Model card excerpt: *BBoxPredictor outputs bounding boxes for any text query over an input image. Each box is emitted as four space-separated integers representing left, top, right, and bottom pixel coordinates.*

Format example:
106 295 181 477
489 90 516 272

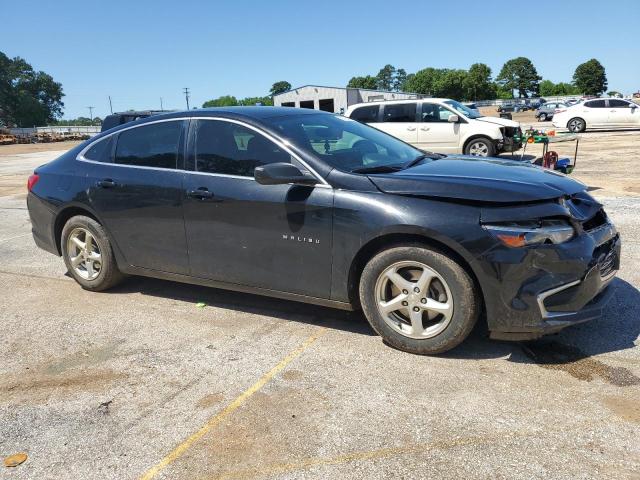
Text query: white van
345 98 522 157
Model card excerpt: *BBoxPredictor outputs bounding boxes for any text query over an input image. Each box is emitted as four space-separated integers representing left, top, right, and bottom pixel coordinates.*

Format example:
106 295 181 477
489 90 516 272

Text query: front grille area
582 208 608 232
593 238 618 279
599 250 617 278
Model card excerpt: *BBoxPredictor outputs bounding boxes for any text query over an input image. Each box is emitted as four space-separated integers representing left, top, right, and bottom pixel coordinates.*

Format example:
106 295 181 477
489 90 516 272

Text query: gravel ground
1 138 639 480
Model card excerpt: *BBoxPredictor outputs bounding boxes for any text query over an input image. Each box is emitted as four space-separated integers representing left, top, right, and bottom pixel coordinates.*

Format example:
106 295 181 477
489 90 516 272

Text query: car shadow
103 275 639 363
443 278 640 366
106 276 375 336
498 153 537 161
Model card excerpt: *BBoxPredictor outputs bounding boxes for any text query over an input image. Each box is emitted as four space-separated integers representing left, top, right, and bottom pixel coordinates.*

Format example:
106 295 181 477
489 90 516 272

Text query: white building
273 85 423 114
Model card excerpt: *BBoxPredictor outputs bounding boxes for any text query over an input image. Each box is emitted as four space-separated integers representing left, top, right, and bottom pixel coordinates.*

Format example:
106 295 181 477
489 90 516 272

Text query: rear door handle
187 188 215 200
97 179 116 188
406 126 416 131
420 127 430 131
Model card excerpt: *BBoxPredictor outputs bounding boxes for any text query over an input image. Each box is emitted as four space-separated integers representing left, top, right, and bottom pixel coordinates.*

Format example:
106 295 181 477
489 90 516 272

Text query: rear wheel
464 137 495 157
61 215 124 291
567 117 586 133
538 113 547 122
359 246 479 355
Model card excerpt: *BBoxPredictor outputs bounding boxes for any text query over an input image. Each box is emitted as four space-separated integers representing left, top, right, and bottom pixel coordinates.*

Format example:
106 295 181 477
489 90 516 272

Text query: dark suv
27 107 620 354
101 110 168 132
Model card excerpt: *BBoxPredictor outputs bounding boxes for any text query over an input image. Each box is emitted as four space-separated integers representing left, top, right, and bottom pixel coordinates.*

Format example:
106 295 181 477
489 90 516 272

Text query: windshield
265 113 429 173
443 100 482 119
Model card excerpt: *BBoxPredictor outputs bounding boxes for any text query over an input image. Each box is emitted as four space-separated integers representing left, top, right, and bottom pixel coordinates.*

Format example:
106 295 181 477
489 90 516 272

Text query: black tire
538 113 547 122
359 245 480 355
61 215 124 291
567 117 586 133
464 137 495 157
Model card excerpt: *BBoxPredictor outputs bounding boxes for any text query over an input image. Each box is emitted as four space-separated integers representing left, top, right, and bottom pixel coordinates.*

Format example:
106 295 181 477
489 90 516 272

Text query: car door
182 118 334 298
85 119 190 274
376 103 418 145
416 102 461 153
581 99 609 126
607 99 639 125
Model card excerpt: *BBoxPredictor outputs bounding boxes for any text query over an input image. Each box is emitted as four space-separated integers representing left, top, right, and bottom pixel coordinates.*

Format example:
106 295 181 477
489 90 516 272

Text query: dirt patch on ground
0 175 26 197
0 141 82 155
602 395 640 423
197 393 225 409
0 369 127 404
521 342 640 387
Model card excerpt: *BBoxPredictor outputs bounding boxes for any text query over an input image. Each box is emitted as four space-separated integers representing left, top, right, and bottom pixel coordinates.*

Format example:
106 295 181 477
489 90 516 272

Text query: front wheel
359 246 480 355
538 113 547 122
567 117 586 133
464 138 495 157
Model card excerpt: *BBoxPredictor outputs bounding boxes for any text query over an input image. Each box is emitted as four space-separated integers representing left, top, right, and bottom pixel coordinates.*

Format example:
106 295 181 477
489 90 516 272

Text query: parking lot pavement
1 147 639 479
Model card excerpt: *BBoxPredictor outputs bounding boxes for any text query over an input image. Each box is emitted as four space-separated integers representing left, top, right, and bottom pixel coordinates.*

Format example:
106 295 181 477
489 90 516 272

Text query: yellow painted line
206 434 511 480
139 328 326 480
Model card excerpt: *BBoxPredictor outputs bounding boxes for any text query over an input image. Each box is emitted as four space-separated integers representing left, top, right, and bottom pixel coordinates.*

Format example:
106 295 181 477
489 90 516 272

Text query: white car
345 98 522 157
553 98 640 132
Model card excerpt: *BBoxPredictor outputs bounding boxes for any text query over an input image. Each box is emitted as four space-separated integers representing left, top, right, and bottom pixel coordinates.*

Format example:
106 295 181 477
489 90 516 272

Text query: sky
3 0 639 119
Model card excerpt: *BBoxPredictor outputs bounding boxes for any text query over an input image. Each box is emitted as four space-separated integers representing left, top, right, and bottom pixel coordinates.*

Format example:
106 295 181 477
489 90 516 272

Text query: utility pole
108 96 113 114
183 87 190 110
160 97 164 111
87 106 94 122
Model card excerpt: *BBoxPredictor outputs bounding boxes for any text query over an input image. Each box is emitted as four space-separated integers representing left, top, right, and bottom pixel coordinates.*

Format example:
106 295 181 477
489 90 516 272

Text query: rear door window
609 99 631 108
115 121 183 169
350 105 380 123
382 103 416 122
84 136 114 162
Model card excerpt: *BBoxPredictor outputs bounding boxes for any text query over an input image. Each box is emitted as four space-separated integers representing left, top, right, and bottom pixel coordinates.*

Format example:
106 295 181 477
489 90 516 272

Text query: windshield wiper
351 165 403 174
402 152 445 170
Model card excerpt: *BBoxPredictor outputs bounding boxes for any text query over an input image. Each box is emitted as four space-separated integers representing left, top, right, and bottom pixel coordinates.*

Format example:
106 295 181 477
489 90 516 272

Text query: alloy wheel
568 119 584 133
67 227 102 280
374 261 454 339
468 141 490 157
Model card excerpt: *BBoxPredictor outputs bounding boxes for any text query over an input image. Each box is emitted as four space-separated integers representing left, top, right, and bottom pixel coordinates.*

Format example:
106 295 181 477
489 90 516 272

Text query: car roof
96 107 332 137
347 98 451 110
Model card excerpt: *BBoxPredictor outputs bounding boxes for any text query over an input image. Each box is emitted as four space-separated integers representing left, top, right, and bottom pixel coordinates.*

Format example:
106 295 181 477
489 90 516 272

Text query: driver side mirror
254 162 318 186
448 114 460 123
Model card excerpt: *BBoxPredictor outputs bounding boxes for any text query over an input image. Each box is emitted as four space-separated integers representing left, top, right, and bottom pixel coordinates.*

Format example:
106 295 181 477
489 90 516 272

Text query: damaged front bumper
475 198 621 341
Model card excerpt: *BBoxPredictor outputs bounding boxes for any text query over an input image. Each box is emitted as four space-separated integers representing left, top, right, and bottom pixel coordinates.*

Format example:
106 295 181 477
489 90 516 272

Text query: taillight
27 174 40 192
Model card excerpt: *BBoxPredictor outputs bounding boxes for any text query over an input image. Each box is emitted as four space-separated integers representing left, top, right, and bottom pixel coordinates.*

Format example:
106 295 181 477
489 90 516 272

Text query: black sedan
27 107 620 354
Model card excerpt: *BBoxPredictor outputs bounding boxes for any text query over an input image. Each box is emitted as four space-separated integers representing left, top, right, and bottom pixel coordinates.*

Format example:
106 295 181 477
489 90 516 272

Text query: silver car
536 102 567 122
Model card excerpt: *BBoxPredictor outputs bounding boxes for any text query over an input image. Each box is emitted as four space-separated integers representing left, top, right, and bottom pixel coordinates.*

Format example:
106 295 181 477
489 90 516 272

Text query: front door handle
420 127 430 131
187 188 214 200
406 126 416 131
97 179 116 188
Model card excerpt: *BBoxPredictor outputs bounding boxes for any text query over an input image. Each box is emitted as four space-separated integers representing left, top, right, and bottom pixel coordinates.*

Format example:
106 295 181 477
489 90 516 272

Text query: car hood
476 116 520 128
368 157 585 203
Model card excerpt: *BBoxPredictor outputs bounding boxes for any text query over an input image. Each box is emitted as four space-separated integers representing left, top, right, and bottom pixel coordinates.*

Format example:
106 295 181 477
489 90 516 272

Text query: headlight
483 220 575 247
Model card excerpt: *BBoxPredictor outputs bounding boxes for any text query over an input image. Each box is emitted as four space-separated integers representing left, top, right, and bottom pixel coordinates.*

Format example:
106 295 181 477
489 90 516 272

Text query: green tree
539 79 556 97
404 68 444 96
347 75 378 89
463 63 496 100
496 57 541 98
202 95 239 108
607 91 622 97
269 81 291 96
393 68 408 91
573 59 607 96
238 96 273 106
404 68 468 99
0 51 64 127
539 80 580 96
375 64 396 90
